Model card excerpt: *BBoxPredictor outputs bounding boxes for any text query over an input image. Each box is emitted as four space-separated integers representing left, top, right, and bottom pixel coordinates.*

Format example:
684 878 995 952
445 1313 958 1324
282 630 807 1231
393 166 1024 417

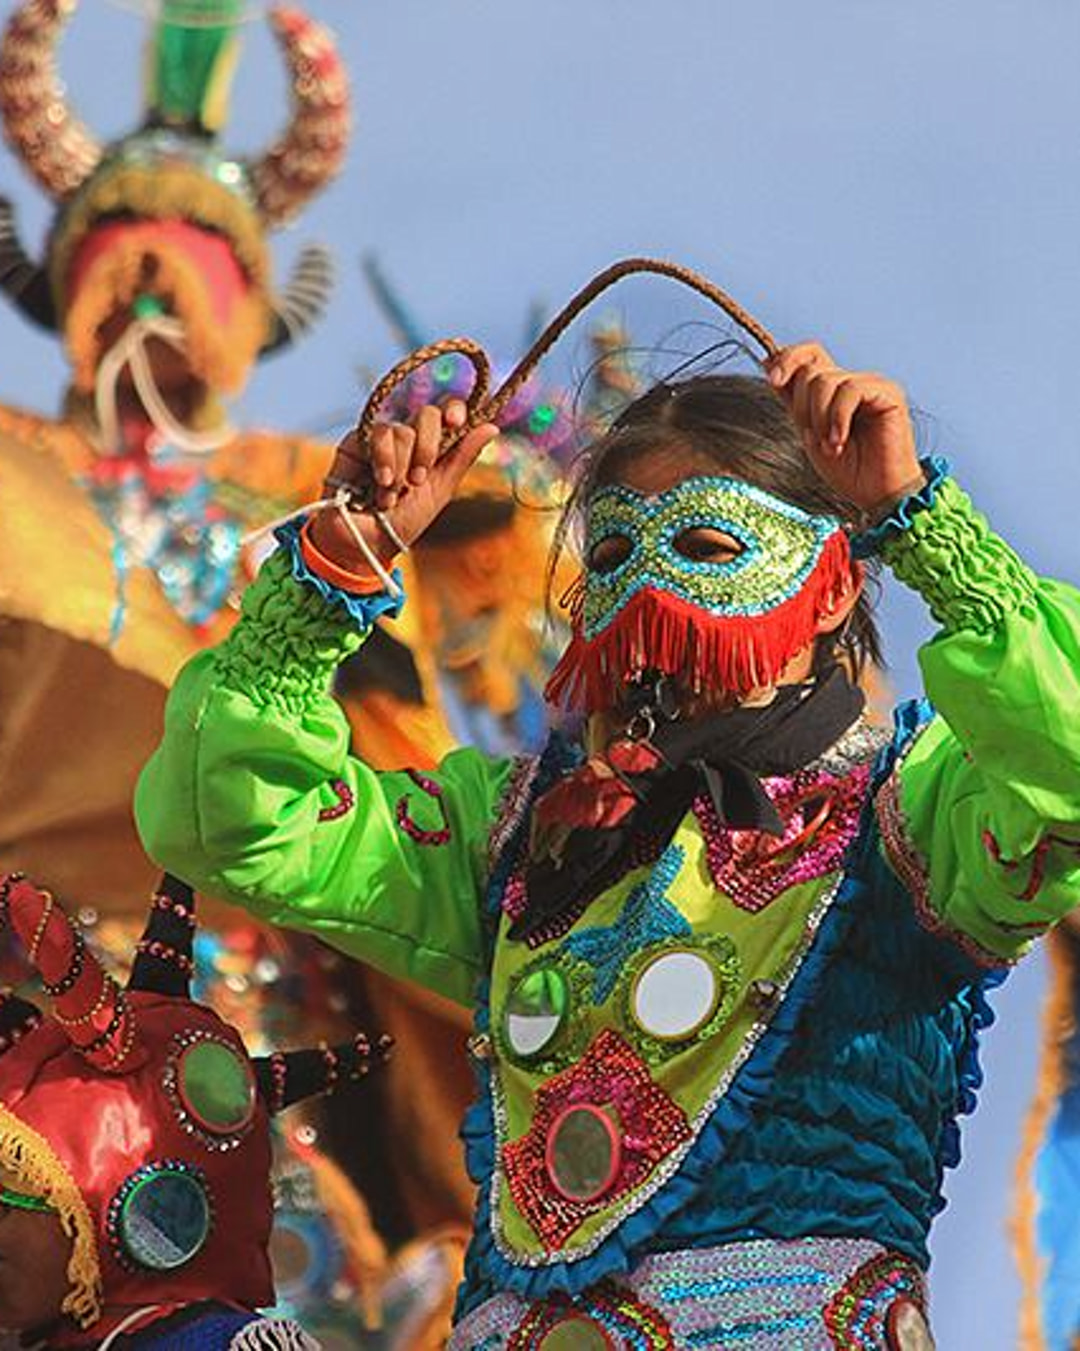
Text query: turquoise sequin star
562 844 690 1004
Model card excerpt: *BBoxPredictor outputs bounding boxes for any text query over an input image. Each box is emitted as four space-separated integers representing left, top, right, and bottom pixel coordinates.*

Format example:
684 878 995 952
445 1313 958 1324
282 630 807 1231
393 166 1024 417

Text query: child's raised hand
766 342 924 515
310 399 499 571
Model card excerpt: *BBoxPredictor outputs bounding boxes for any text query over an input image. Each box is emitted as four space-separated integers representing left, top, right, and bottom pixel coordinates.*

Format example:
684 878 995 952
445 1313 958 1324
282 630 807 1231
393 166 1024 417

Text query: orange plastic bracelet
300 520 388 596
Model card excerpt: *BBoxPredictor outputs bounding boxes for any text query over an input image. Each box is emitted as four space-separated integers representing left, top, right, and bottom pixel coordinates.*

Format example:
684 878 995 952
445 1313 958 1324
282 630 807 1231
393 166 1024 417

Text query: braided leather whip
354 256 779 452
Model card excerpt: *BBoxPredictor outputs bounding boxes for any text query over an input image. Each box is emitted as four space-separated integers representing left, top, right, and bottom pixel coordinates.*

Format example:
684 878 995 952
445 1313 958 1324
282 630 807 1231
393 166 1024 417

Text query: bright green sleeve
874 476 1080 963
135 550 514 1007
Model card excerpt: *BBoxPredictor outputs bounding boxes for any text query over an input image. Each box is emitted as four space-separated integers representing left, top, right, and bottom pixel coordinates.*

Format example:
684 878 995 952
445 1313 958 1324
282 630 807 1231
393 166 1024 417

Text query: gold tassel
0 1105 102 1329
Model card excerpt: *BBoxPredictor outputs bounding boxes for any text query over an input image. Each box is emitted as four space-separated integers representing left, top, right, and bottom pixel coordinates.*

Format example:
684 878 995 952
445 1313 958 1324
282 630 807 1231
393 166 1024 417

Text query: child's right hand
309 399 499 572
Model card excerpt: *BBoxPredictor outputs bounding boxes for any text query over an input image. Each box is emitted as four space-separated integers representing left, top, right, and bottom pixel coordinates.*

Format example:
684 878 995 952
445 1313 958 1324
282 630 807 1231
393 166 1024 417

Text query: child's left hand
766 342 924 515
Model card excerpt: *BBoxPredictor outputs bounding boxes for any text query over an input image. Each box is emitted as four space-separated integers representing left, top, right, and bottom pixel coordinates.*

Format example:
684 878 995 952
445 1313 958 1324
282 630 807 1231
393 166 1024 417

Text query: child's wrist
309 506 398 568
301 519 394 595
864 469 930 526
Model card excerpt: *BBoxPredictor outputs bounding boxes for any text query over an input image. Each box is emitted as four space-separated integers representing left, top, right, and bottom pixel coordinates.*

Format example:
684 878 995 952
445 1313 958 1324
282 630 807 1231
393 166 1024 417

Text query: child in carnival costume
136 262 1080 1348
0 870 389 1348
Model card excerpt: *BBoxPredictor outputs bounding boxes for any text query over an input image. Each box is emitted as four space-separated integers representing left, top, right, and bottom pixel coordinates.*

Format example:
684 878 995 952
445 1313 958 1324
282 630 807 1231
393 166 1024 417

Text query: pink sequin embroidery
395 770 452 846
317 778 355 823
694 763 871 912
501 1029 691 1251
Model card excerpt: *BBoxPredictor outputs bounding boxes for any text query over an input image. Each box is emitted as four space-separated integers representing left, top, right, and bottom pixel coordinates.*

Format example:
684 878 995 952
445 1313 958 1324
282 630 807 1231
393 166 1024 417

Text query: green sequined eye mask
545 475 855 712
583 476 844 634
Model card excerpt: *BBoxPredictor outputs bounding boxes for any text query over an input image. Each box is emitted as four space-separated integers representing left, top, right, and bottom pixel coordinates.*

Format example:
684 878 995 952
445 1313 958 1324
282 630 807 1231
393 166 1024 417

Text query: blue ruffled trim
938 967 1008 1171
850 455 950 559
460 727 904 1302
881 698 1010 1175
273 515 405 628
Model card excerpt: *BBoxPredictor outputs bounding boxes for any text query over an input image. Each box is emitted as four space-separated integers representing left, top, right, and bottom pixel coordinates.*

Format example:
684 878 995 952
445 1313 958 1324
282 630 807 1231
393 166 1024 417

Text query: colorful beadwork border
161 1029 258 1153
106 1158 214 1273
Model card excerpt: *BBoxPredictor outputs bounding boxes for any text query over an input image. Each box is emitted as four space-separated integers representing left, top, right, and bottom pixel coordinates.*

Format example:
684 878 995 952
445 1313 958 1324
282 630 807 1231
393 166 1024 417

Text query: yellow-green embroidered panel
488 809 846 1264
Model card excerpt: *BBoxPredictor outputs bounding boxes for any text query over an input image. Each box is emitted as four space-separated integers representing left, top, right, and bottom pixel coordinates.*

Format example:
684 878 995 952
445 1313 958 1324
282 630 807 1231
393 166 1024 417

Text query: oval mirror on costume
545 1103 621 1202
177 1038 257 1135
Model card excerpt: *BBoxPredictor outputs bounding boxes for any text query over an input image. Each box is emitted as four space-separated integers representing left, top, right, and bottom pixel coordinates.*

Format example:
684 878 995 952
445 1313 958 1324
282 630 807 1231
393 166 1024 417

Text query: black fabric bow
511 665 865 943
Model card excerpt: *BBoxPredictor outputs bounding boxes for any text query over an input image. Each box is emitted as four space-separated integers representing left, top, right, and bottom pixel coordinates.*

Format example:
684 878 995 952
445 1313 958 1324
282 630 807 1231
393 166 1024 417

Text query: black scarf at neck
511 665 865 943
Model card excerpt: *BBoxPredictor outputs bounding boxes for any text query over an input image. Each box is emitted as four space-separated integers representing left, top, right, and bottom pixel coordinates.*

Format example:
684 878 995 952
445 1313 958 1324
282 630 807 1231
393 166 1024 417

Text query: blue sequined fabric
450 1237 927 1349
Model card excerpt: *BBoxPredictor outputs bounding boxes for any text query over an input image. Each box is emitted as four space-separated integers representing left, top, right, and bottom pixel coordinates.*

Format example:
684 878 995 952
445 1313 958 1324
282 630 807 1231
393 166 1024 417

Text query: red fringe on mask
545 531 856 713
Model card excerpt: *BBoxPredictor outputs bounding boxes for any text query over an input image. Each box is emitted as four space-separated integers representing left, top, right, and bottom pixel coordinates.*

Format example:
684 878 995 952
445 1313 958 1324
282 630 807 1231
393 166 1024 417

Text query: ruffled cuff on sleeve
273 515 406 629
214 548 369 711
874 472 1039 634
849 456 950 559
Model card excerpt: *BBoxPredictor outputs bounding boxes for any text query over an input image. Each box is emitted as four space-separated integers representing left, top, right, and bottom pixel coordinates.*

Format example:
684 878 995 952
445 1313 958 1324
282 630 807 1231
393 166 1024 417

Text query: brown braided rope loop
354 256 779 453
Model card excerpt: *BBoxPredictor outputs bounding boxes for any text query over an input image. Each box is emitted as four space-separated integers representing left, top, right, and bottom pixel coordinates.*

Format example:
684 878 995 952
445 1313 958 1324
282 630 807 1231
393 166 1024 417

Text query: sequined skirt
449 1238 935 1349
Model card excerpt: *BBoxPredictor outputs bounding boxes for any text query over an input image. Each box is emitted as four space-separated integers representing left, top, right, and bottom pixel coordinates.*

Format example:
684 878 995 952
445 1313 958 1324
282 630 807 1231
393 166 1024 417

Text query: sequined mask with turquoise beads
545 475 855 712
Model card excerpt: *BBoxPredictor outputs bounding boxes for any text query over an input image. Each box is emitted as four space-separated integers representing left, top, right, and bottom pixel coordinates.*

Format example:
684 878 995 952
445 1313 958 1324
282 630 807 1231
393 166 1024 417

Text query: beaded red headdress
0 871 388 1335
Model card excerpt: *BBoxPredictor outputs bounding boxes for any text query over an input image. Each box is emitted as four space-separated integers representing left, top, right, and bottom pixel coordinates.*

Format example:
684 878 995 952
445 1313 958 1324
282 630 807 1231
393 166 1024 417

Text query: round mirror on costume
618 937 741 1061
631 948 720 1041
110 1162 212 1271
504 967 570 1060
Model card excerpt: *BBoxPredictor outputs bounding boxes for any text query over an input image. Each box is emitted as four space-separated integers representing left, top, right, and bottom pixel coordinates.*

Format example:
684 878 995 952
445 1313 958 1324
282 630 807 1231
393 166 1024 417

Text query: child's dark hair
551 372 884 675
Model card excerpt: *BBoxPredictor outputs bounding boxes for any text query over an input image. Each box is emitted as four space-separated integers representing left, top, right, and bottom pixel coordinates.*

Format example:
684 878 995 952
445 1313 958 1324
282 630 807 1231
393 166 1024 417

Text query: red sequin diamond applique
501 1029 691 1251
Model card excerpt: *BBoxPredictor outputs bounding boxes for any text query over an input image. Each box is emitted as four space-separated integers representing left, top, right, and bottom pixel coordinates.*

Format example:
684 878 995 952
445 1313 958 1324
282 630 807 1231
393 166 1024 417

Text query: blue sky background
3 2 1079 1344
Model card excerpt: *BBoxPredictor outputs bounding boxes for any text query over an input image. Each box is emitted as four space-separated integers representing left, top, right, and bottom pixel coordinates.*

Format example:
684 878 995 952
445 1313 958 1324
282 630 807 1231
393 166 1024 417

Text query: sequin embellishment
317 778 355 822
450 1238 926 1350
583 476 844 637
501 1029 691 1249
696 763 870 912
823 1251 928 1349
395 769 452 846
562 846 688 1003
509 1283 673 1349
